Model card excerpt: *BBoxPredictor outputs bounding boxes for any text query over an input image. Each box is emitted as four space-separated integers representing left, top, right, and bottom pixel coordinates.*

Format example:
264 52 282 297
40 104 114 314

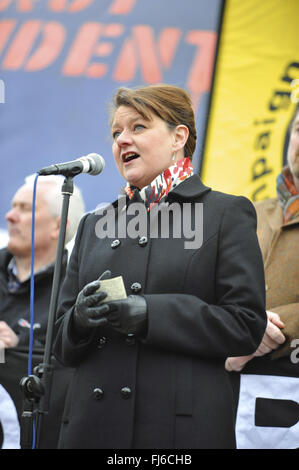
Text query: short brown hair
110 84 197 159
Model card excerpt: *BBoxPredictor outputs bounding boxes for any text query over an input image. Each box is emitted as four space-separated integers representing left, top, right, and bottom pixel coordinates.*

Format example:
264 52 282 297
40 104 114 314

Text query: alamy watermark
95 197 203 250
0 80 5 104
290 339 299 364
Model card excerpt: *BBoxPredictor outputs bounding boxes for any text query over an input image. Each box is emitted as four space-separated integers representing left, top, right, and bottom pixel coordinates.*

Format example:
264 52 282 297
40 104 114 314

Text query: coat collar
166 174 211 202
265 198 299 231
0 247 68 289
112 174 211 208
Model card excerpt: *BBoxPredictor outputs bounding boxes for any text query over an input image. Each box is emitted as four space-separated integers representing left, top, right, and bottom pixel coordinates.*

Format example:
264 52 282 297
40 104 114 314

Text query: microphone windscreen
86 153 105 175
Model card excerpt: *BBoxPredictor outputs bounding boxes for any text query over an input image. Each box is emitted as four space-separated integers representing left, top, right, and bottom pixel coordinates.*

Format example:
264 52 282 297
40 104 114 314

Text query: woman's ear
173 125 189 152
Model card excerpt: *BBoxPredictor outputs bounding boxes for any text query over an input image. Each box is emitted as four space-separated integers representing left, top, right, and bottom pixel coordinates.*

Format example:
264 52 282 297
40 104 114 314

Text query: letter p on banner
0 80 4 103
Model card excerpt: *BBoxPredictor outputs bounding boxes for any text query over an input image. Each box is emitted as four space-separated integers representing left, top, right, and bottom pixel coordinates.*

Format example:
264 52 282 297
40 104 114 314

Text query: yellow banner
201 0 299 201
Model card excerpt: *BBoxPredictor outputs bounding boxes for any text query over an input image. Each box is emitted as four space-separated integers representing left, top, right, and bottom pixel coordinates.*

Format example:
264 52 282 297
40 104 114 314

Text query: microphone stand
20 176 74 449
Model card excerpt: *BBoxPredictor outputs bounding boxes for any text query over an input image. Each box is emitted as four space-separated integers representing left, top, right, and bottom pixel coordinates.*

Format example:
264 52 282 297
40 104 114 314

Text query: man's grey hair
25 174 85 244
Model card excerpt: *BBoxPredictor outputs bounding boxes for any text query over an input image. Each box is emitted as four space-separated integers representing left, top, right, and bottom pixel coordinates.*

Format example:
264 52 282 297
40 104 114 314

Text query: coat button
120 387 132 399
93 388 104 400
125 334 136 346
138 236 148 246
97 336 107 349
111 239 121 248
130 282 142 293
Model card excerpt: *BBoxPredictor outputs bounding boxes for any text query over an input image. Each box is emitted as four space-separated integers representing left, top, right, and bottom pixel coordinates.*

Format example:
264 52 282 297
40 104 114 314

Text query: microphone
38 153 105 177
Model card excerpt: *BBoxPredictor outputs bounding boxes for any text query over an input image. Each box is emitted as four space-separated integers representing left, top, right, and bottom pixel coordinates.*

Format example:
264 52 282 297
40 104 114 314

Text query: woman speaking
53 84 266 449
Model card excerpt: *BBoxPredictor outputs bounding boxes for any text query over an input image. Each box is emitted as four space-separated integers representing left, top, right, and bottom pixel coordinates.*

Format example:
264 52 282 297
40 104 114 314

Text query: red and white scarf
125 157 194 212
276 166 299 223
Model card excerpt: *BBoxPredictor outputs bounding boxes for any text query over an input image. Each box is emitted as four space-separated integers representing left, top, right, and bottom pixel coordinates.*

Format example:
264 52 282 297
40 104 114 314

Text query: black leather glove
72 270 111 333
103 295 147 337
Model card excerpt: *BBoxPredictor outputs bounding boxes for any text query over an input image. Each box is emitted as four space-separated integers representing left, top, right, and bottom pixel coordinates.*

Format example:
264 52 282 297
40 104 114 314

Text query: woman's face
111 105 178 189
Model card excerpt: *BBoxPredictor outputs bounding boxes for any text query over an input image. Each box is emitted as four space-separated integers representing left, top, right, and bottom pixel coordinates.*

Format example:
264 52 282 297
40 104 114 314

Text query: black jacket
53 175 267 449
0 248 67 348
0 247 70 449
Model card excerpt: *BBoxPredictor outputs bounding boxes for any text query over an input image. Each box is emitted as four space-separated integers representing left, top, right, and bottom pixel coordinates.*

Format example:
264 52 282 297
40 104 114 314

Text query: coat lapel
166 174 211 202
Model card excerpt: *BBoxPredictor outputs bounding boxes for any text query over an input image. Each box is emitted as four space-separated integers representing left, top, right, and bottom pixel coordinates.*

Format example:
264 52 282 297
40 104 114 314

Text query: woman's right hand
73 271 111 331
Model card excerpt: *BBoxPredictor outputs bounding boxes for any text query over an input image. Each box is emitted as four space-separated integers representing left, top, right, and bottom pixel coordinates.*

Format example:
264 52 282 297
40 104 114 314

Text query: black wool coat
53 175 266 449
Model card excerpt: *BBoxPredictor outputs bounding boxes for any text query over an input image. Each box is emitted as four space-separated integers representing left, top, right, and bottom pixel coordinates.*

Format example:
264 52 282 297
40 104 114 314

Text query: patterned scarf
124 157 194 212
276 166 299 223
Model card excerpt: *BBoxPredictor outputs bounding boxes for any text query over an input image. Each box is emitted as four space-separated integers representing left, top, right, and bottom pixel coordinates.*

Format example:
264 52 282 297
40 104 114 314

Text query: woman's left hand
103 295 148 336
